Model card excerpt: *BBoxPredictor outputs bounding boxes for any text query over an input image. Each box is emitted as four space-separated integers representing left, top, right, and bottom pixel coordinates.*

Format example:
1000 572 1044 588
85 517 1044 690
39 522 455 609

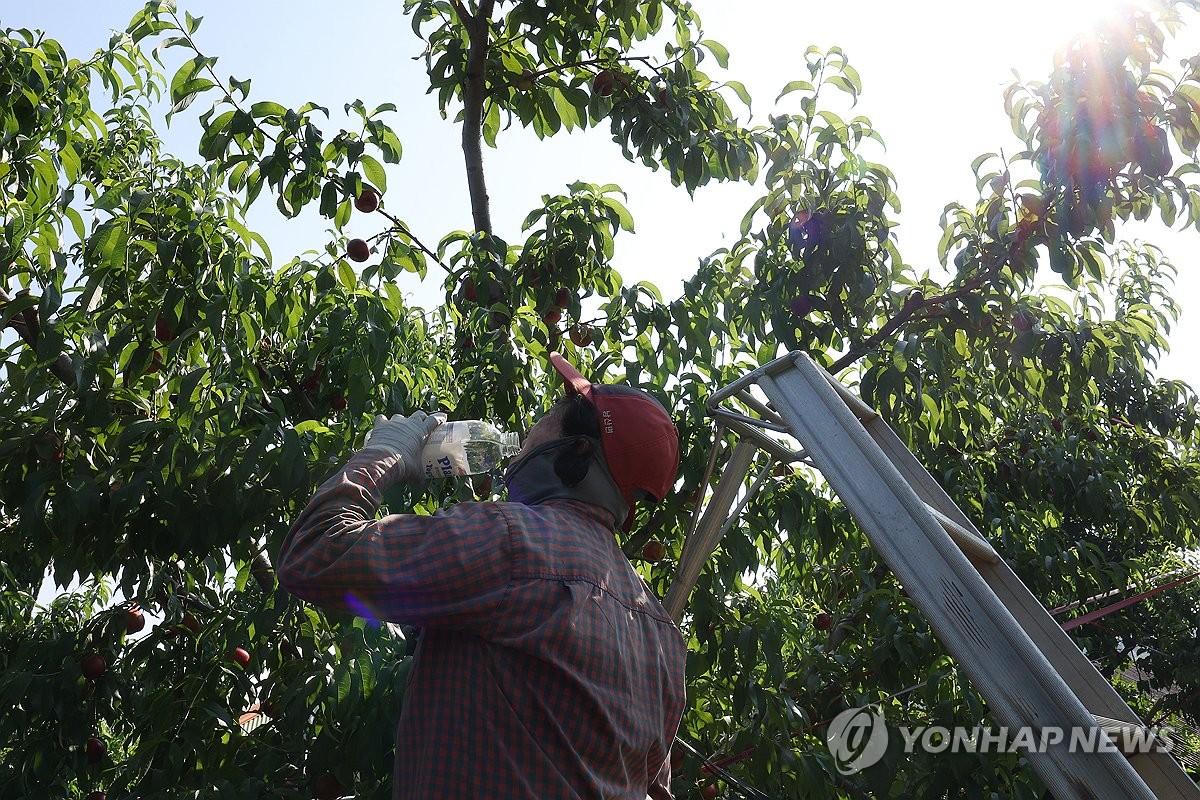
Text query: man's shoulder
429 500 587 541
444 499 608 528
432 500 532 529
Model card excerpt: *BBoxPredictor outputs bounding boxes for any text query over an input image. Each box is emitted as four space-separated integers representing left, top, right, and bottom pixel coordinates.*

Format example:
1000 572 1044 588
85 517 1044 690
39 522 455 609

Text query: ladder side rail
761 355 1155 800
663 440 758 622
1125 750 1200 798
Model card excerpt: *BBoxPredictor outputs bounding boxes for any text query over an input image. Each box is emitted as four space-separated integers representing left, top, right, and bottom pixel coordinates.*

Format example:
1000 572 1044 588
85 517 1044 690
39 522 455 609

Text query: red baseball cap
549 352 680 527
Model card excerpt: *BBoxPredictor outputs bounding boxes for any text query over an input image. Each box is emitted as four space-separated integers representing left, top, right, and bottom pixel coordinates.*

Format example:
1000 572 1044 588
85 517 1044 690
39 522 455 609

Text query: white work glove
361 411 444 481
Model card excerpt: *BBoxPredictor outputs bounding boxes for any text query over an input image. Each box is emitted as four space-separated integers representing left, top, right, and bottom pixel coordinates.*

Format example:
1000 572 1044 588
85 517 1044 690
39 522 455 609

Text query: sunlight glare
1016 0 1155 53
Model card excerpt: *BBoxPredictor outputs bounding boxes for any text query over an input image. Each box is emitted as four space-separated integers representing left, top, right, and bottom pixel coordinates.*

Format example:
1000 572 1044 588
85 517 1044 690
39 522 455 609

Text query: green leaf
482 102 500 148
360 154 387 193
723 80 752 109
384 282 402 311
293 420 330 436
776 80 815 103
59 143 81 183
94 181 130 212
601 197 635 232
740 195 765 236
700 39 730 69
64 206 86 244
86 219 129 266
226 216 271 261
825 75 858 103
178 366 208 407
335 198 352 230
229 75 252 99
1079 244 1105 282
551 88 581 131
319 181 338 219
234 558 250 593
338 260 357 291
198 109 235 161
367 123 403 163
250 100 286 118
169 55 217 116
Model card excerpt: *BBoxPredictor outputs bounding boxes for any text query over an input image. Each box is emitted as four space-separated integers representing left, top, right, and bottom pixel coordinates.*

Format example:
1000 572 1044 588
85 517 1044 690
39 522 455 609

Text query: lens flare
344 590 382 627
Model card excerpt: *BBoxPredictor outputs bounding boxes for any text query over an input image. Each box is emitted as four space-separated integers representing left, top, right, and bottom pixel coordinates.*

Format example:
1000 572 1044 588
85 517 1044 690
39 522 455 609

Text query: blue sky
9 0 1200 385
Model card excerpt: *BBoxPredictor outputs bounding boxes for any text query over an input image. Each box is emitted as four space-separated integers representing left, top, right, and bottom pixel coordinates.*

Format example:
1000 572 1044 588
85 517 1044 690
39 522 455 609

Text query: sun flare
976 0 1162 70
1041 0 1154 34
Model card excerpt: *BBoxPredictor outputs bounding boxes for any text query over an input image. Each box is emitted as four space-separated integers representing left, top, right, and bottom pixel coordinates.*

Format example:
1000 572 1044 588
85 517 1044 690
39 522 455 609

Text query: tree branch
375 208 454 275
827 560 891 649
250 551 276 593
0 287 76 387
828 251 1010 374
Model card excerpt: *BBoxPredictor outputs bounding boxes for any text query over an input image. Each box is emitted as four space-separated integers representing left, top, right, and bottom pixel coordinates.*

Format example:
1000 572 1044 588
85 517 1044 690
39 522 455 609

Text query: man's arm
277 450 512 629
647 754 673 800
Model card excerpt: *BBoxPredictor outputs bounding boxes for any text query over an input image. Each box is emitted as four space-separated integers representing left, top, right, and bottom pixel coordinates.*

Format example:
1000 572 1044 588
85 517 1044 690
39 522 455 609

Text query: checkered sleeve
277 450 511 630
648 756 673 799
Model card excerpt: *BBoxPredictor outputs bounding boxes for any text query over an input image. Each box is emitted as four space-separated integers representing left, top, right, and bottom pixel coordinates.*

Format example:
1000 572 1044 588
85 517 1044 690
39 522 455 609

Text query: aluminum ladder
663 351 1198 800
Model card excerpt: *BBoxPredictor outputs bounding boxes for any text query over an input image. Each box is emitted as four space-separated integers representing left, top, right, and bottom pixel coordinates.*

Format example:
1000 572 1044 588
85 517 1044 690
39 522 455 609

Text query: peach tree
2 1 1200 797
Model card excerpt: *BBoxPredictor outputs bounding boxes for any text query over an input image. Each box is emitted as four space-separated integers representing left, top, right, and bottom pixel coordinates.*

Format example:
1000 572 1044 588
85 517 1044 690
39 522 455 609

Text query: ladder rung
735 389 783 426
924 503 1000 564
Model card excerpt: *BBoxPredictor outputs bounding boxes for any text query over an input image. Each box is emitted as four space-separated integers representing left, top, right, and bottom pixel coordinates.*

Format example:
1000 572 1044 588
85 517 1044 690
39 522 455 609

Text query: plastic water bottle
420 420 521 478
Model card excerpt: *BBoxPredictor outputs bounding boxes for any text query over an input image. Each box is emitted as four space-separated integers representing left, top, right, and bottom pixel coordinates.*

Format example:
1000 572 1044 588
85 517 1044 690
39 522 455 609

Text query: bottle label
427 424 470 445
424 451 464 478
419 420 511 478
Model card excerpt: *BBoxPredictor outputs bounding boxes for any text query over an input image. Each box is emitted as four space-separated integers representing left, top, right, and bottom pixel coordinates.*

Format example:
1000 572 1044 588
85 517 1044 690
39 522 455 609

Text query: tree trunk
460 1 495 234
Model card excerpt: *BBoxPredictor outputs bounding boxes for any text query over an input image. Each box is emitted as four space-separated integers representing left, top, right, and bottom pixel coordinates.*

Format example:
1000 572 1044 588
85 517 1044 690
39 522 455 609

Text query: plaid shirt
278 451 687 800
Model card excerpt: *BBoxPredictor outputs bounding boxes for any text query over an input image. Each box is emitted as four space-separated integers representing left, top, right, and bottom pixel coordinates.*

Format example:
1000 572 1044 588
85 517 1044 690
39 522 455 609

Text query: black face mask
501 435 629 529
